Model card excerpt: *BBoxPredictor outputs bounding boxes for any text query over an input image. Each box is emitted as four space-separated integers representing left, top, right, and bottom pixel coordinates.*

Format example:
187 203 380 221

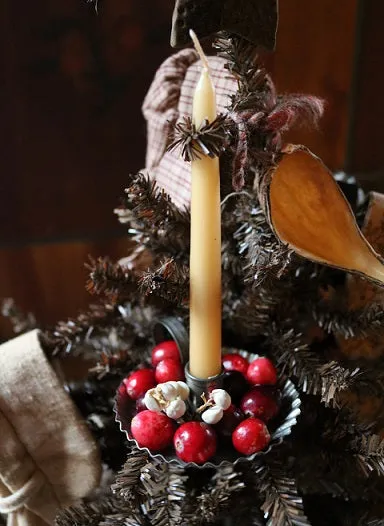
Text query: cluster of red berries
121 341 280 465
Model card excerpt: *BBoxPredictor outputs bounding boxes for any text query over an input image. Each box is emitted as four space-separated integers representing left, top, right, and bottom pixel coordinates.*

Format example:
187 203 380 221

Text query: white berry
176 381 190 401
158 382 179 401
143 390 161 412
165 398 186 420
202 406 223 425
211 389 231 410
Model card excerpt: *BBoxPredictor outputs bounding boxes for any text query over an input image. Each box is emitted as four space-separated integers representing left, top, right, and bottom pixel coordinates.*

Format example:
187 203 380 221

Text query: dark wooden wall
0 0 369 338
267 0 357 170
345 1 384 190
0 0 171 337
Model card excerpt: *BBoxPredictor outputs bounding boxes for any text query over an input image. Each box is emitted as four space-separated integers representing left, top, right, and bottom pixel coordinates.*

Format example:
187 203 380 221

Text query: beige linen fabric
0 330 101 526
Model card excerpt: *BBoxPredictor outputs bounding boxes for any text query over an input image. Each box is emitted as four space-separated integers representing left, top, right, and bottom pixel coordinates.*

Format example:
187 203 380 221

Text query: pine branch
215 33 324 192
87 303 161 379
214 35 271 111
39 302 119 358
55 497 121 526
221 193 312 292
221 194 320 338
221 277 242 331
318 361 360 407
265 325 323 396
115 173 190 260
354 434 384 478
40 302 154 374
139 458 170 526
366 519 384 526
228 286 279 339
222 237 247 278
140 258 189 307
264 325 359 406
321 405 375 443
221 192 254 278
233 203 293 286
312 302 384 339
347 360 384 400
112 447 148 504
167 465 188 526
216 35 323 135
99 499 147 526
197 465 245 524
117 302 160 341
294 399 384 504
296 446 378 502
86 257 137 300
1 298 37 334
256 458 310 526
100 511 147 526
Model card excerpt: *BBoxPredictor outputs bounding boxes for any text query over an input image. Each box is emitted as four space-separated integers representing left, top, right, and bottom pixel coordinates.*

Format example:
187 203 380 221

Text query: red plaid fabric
142 49 237 209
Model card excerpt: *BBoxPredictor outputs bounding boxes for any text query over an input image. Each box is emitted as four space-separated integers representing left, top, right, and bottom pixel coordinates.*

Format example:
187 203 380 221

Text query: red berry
155 358 184 383
246 357 277 386
124 369 156 400
131 410 174 451
151 340 180 367
240 387 279 422
214 404 244 440
232 417 271 455
222 353 249 375
223 370 250 403
174 422 217 464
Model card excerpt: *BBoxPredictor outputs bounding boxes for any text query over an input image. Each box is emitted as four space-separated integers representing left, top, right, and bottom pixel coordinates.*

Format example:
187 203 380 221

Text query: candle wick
189 29 210 71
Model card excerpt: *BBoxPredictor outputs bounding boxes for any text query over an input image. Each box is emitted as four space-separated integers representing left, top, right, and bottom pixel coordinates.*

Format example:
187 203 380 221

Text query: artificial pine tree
4 2 384 525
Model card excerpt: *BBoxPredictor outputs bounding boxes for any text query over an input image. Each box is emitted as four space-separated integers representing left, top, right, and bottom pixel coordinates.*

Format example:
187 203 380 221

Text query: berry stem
196 393 214 413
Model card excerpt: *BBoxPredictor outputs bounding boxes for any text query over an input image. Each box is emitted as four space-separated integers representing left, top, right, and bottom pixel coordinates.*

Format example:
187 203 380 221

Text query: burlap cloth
0 330 101 526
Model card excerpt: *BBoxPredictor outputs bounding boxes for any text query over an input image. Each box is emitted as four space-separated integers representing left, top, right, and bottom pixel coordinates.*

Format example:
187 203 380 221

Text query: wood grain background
1 0 377 339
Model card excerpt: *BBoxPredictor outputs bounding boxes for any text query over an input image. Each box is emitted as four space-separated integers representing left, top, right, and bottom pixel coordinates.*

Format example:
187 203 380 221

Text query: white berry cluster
200 389 231 425
144 381 190 420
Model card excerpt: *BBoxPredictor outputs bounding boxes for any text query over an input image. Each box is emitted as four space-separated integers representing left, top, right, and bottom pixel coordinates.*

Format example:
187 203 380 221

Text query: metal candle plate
115 346 301 469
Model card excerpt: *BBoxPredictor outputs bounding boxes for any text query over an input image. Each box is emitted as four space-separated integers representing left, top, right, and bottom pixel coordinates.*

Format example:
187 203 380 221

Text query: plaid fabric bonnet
142 48 238 210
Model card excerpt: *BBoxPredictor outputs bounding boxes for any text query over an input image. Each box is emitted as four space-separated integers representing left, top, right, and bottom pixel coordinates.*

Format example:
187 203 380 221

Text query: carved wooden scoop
259 145 384 285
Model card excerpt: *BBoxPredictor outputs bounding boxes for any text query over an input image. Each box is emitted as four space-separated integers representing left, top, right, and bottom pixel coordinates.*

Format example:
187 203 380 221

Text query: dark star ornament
171 0 278 50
